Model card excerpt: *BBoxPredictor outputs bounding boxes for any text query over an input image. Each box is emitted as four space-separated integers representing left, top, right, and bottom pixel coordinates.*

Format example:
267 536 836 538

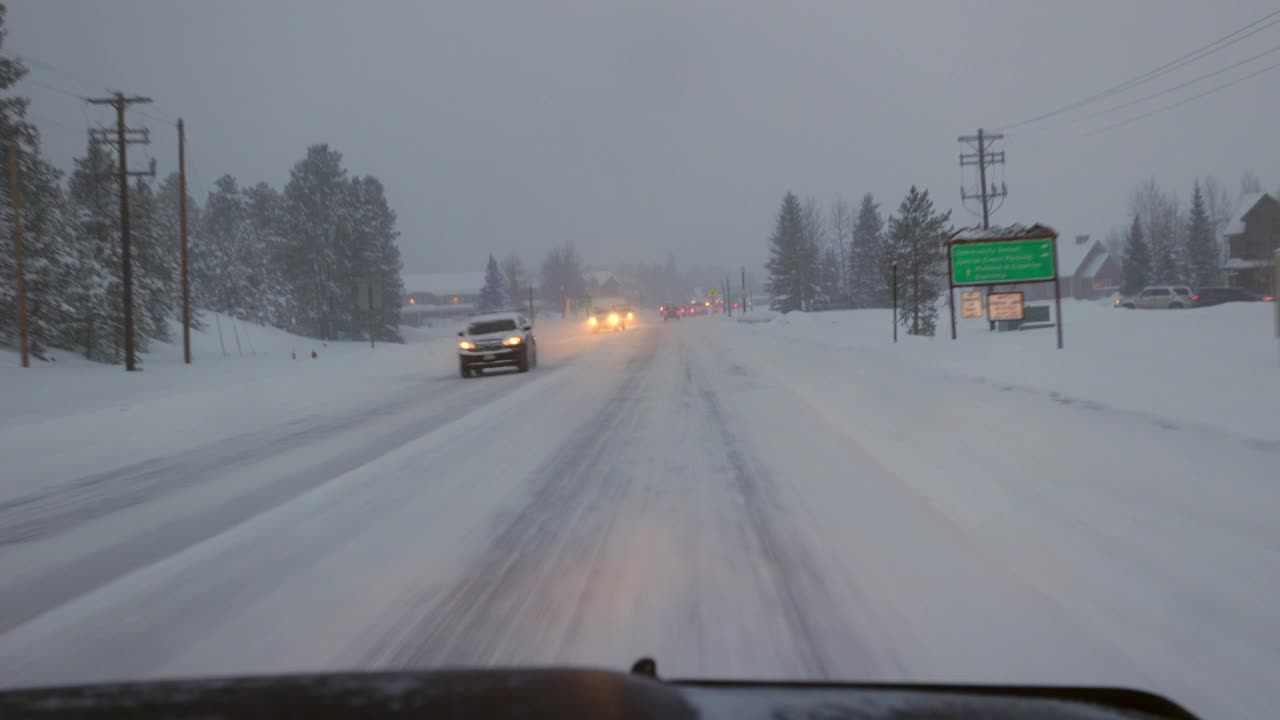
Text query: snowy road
1 316 1276 719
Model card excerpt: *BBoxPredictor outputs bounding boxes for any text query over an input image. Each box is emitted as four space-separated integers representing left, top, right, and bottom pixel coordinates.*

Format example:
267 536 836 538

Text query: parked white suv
1129 285 1194 309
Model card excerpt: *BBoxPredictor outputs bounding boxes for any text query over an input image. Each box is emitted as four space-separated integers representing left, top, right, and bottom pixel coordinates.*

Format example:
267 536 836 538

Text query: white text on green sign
951 239 1056 285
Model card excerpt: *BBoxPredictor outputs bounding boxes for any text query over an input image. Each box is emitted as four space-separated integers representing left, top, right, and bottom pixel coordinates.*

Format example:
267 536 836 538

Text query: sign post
947 224 1063 348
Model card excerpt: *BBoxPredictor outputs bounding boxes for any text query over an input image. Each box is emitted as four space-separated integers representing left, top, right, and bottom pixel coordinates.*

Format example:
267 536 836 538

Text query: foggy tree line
195 145 403 343
1116 173 1261 295
765 187 951 335
1 12 403 364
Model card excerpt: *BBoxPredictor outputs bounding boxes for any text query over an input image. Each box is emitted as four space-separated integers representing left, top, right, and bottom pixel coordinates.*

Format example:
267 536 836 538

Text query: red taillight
1191 295 1200 301
1265 295 1275 302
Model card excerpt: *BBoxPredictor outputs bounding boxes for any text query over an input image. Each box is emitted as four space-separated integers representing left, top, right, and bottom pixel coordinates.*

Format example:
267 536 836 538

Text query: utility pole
741 266 747 312
7 132 29 367
178 118 191 364
726 276 732 317
88 93 154 371
960 128 1008 330
958 128 1006 229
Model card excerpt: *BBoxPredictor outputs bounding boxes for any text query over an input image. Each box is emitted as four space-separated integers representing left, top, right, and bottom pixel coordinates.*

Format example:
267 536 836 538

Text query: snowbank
749 301 1280 443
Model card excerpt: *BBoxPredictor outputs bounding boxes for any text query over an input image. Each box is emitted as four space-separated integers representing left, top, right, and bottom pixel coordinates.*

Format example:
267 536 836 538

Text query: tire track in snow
0 373 538 634
378 330 661 667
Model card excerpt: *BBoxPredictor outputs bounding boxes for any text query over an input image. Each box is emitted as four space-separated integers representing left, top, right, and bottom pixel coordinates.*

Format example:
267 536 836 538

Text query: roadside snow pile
736 310 778 324
750 301 1280 443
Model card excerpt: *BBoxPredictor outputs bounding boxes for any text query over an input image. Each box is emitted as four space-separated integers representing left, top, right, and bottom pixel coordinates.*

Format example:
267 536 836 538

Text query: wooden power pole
7 132 29 367
178 118 191 364
88 93 154 371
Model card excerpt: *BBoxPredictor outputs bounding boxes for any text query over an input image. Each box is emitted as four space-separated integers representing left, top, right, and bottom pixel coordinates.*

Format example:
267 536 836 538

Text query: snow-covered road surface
1 314 1276 719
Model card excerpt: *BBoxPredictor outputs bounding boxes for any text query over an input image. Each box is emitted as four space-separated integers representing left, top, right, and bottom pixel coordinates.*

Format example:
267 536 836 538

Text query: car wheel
517 347 530 373
531 342 537 368
1169 302 1182 309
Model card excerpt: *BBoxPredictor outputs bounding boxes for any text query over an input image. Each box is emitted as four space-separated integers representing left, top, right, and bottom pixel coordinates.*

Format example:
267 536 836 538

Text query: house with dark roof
1222 192 1279 295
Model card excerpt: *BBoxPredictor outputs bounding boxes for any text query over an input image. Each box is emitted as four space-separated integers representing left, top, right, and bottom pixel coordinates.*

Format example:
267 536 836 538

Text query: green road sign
950 238 1056 285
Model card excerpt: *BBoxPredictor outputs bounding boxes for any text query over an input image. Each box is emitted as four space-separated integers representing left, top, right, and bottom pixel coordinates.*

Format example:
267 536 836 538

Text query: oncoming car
456 312 537 378
587 306 630 332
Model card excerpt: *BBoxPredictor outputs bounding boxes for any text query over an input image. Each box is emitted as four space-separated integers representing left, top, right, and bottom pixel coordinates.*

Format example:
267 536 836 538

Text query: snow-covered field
0 303 1277 719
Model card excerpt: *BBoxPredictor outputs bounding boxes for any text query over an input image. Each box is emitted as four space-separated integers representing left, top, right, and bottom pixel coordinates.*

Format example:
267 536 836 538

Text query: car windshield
469 319 518 335
4 5 1277 720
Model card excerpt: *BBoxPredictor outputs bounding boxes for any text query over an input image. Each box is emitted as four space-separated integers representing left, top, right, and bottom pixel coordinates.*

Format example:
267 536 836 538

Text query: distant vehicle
1190 286 1271 306
587 306 627 332
1129 285 1194 309
662 304 681 320
456 311 536 378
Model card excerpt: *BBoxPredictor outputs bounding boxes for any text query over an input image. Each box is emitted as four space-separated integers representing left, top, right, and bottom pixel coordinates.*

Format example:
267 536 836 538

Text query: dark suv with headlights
457 312 537 378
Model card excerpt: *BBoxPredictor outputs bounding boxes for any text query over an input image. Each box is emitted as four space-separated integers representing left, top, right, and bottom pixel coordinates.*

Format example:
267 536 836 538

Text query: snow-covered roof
402 272 485 296
1056 236 1105 277
1078 250 1110 278
950 224 1057 242
1222 257 1271 271
1224 192 1273 236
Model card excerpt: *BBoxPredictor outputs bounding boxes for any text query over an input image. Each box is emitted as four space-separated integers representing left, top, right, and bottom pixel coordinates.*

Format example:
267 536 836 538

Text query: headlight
588 316 598 326
458 340 475 350
608 313 619 325
503 336 522 346
626 312 634 320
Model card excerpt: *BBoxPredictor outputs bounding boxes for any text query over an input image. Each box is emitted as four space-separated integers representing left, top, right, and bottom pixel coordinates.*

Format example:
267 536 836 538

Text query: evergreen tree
280 144 349 340
1121 214 1150 296
765 192 817 312
0 10 79 358
241 181 289 327
816 243 841 309
66 140 124 362
1185 182 1218 288
501 254 526 306
884 186 950 336
479 254 508 311
127 176 176 348
345 176 402 341
540 247 563 307
848 193 886 307
195 174 249 317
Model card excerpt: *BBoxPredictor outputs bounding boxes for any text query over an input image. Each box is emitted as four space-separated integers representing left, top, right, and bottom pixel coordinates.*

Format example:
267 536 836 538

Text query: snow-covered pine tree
238 181 289 328
196 175 250 318
1185 182 1218 288
540 247 563 307
1120 214 1150 296
885 186 950 336
816 243 841 309
479 254 508 312
765 192 815 312
280 145 349 340
346 176 402 341
127 176 178 350
155 172 203 331
848 193 886 308
0 16 81 359
67 140 124 363
501 255 526 307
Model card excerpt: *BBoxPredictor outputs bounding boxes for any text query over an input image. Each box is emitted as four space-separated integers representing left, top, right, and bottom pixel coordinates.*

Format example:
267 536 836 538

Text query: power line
1019 58 1280 155
19 75 86 101
1017 41 1280 136
22 111 85 136
18 53 182 125
997 9 1280 131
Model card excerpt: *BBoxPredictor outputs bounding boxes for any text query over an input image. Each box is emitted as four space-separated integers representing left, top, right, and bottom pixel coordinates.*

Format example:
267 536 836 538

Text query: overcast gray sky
8 0 1279 275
